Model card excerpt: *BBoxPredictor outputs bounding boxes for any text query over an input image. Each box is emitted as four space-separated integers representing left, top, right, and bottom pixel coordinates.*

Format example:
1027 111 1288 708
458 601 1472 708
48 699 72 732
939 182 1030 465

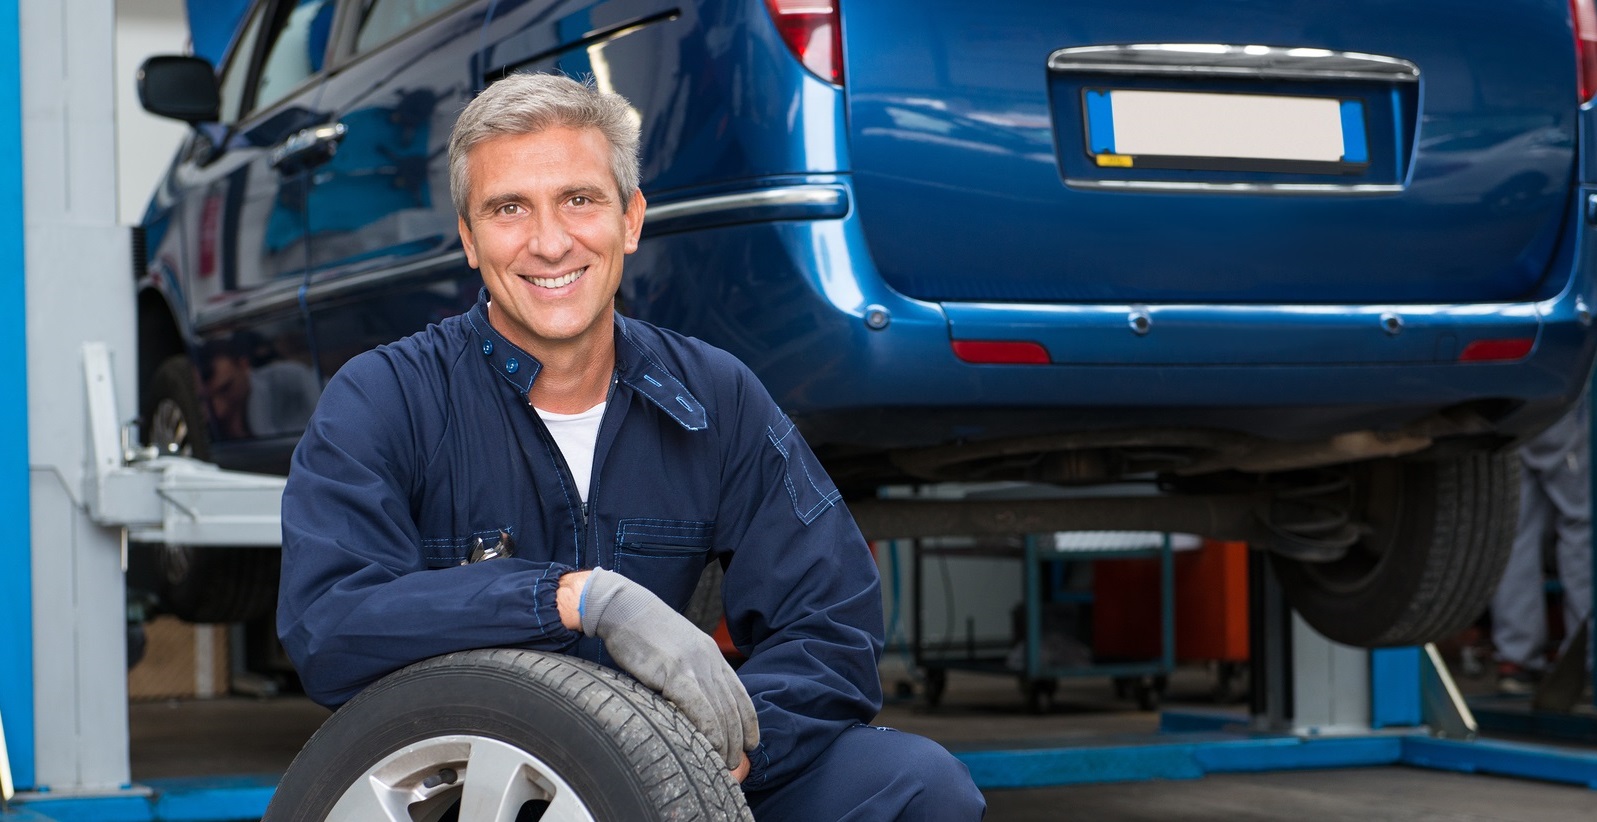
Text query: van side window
252 0 339 114
216 2 268 123
354 0 463 54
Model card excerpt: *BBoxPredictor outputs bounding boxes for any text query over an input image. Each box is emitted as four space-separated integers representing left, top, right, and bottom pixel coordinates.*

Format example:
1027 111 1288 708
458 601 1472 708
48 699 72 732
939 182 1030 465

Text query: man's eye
496 203 523 215
569 196 590 207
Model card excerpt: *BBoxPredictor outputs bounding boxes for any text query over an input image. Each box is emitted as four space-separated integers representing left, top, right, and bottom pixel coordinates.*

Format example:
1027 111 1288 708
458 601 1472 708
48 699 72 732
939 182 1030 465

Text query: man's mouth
524 267 587 289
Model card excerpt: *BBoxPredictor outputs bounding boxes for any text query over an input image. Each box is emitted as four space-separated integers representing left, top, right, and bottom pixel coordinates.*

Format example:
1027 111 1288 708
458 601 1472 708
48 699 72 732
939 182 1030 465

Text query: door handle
270 122 348 170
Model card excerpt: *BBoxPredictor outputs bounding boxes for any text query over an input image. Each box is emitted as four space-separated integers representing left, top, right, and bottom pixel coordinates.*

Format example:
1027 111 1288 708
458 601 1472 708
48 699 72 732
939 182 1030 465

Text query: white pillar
1291 612 1372 735
23 0 137 792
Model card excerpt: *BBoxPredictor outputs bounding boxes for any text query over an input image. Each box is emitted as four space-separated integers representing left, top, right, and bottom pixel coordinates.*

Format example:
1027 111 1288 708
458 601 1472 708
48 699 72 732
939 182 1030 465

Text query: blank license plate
1084 89 1368 171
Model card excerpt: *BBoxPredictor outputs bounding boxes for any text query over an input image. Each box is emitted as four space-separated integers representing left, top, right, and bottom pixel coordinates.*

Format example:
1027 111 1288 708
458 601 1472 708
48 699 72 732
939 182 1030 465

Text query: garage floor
121 660 1597 820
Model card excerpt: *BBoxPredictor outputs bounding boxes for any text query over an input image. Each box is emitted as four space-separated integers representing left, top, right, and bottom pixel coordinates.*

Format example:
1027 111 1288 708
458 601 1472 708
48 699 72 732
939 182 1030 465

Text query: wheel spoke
325 773 409 822
458 739 544 822
540 786 598 822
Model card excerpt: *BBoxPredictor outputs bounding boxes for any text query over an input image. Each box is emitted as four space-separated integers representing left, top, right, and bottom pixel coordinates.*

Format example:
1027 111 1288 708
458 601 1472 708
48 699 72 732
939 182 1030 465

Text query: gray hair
449 73 641 221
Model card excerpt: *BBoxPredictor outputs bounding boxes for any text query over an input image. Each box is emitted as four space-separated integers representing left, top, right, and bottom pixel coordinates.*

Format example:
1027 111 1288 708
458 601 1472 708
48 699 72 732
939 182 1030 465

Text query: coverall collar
465 288 707 431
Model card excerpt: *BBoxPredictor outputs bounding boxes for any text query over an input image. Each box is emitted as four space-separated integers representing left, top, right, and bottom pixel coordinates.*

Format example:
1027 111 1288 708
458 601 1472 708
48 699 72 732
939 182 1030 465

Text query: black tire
685 561 725 635
126 621 147 670
1271 451 1518 648
1133 678 1161 712
265 648 753 822
139 355 280 623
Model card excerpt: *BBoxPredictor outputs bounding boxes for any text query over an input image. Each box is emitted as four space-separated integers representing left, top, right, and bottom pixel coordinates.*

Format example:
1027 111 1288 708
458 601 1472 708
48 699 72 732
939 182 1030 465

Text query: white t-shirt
535 401 607 503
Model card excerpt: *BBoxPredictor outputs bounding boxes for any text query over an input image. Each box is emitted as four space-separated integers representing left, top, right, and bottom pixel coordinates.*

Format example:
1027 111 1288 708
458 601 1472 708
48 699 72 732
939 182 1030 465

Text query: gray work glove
580 567 759 768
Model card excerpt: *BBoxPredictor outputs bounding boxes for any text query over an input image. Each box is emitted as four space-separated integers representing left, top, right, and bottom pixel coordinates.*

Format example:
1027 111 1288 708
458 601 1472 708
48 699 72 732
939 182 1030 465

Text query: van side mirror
137 55 220 124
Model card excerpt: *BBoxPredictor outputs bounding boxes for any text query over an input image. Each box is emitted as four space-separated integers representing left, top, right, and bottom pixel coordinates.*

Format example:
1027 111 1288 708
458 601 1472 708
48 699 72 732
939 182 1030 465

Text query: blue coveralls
278 290 984 819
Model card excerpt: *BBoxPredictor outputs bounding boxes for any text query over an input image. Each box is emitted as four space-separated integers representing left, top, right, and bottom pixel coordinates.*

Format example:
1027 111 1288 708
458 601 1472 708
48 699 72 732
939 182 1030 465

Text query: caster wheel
1022 677 1058 713
923 668 948 708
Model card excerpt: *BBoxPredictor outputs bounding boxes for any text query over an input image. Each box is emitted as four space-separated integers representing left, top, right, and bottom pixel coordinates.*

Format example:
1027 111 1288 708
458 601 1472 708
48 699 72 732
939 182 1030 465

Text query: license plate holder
1082 89 1368 175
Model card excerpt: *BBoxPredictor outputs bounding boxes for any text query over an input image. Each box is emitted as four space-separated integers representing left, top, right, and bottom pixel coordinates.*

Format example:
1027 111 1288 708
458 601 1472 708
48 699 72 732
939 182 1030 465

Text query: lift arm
80 342 285 547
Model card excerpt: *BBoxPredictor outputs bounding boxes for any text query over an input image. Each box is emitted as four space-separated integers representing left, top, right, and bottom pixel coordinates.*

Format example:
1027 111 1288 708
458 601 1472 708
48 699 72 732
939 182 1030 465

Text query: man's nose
527 211 574 260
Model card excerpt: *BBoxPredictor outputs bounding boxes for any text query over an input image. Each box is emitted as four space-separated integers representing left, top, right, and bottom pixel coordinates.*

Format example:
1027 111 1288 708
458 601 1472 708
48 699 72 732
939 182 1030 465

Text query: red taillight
1574 0 1597 102
764 0 843 85
1458 338 1535 362
952 340 1051 365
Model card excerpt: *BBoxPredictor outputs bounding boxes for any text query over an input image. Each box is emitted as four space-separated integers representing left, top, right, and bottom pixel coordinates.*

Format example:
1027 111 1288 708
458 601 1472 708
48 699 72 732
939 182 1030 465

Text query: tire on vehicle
138 354 279 623
264 648 754 822
1271 450 1518 648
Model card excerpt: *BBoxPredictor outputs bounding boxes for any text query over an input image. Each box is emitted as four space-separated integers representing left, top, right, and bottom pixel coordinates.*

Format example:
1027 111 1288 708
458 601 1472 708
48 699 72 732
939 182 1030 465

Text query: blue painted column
0 0 32 790
1369 647 1422 729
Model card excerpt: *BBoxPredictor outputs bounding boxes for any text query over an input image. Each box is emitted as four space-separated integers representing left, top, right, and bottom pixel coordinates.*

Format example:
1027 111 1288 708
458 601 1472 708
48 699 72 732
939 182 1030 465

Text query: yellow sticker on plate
1095 153 1133 168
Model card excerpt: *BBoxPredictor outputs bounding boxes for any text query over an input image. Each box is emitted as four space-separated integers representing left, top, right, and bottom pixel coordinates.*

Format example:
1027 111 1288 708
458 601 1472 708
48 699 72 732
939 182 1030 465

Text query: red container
1092 540 1250 663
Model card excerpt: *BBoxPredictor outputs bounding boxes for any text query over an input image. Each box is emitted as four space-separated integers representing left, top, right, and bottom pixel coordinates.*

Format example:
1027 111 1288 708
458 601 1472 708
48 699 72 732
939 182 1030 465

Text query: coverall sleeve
714 367 886 792
277 352 579 708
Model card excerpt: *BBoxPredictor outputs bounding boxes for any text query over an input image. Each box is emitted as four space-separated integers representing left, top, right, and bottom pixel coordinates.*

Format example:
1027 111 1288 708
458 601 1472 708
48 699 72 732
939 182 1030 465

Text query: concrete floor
116 660 1597 820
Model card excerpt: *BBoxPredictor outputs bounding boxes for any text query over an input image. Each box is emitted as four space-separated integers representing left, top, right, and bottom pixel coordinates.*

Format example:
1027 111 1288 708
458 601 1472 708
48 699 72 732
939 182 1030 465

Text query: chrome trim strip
196 250 469 327
1066 179 1405 195
195 280 304 327
303 249 468 302
1048 44 1420 83
645 184 847 224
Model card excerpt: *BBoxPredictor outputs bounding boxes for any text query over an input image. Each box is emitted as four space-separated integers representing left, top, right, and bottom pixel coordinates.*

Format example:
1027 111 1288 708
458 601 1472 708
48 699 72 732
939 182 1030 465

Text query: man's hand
574 567 760 769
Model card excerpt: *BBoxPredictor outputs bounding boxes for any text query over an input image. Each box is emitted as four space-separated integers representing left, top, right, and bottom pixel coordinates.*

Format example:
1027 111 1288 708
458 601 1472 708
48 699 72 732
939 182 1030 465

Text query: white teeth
527 268 585 289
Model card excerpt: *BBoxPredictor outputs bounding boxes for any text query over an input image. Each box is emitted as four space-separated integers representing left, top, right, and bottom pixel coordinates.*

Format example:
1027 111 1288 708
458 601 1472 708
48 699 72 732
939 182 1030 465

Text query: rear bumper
628 181 1597 452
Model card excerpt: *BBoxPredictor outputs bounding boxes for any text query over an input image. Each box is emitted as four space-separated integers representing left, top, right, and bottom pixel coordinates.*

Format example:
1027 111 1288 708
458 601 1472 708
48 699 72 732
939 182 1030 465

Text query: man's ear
624 190 646 254
458 215 479 269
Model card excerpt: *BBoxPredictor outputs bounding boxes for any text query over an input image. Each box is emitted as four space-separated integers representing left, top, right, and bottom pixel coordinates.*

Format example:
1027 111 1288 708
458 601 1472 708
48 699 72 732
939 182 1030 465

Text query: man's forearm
279 560 580 707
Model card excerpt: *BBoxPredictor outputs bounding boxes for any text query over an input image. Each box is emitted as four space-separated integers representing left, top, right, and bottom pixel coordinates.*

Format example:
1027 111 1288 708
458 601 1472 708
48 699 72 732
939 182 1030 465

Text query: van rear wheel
1271 451 1517 647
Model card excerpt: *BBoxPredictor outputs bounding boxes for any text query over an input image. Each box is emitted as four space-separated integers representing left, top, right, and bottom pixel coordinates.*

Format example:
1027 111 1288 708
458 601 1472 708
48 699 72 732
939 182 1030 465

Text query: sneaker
1497 662 1542 696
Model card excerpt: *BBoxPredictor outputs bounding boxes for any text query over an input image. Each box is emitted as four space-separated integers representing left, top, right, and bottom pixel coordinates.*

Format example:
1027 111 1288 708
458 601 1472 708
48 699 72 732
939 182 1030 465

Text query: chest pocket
615 518 714 606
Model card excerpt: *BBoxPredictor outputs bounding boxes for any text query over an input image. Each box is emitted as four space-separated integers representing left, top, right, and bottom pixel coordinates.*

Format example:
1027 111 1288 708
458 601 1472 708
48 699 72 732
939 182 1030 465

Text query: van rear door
840 0 1578 306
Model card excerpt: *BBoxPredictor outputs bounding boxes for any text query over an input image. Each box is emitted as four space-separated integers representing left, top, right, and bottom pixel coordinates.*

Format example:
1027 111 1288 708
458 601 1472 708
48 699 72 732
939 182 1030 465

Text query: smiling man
277 73 984 820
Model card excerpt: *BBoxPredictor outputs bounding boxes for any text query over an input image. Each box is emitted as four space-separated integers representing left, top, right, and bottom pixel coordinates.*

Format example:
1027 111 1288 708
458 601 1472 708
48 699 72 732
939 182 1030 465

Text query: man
277 72 985 820
1491 394 1592 694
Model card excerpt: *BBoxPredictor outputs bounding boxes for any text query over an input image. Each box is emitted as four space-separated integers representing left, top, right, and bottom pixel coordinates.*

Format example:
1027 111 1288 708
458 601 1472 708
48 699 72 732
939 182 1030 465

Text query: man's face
457 125 645 359
205 355 251 433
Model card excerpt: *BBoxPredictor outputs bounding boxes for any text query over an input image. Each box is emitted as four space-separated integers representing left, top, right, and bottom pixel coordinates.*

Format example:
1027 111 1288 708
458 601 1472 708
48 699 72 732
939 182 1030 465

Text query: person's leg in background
1544 397 1592 661
1492 457 1553 694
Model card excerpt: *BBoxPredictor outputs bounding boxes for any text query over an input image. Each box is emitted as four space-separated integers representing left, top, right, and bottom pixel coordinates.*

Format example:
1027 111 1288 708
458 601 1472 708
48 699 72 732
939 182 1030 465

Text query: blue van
136 0 1597 647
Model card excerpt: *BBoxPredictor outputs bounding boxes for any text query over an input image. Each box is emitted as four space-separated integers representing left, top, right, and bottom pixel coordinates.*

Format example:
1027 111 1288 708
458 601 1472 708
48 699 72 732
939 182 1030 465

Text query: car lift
0 1 1595 820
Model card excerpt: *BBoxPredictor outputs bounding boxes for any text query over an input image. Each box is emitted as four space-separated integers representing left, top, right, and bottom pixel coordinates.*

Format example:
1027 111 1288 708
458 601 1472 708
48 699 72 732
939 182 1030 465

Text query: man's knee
746 725 984 821
894 729 986 818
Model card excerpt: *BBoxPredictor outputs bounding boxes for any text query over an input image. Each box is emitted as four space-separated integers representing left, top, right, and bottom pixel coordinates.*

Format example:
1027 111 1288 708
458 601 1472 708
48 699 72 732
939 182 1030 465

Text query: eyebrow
562 184 613 202
476 185 614 215
477 192 525 215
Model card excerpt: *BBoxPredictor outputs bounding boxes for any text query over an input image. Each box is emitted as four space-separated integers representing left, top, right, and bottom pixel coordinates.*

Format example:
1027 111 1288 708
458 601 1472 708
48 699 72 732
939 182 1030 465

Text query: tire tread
399 649 750 821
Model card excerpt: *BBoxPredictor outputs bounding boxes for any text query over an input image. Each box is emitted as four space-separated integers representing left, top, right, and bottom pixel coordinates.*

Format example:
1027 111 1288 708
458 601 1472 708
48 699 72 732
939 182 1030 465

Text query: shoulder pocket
766 417 841 526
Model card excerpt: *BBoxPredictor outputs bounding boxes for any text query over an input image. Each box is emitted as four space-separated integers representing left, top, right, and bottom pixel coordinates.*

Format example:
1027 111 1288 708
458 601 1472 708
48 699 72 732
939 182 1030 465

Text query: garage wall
114 0 188 226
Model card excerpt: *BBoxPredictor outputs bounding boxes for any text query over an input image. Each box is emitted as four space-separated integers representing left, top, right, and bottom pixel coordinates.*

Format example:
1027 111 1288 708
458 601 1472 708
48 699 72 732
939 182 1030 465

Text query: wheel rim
150 395 198 586
326 734 597 822
149 397 192 455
